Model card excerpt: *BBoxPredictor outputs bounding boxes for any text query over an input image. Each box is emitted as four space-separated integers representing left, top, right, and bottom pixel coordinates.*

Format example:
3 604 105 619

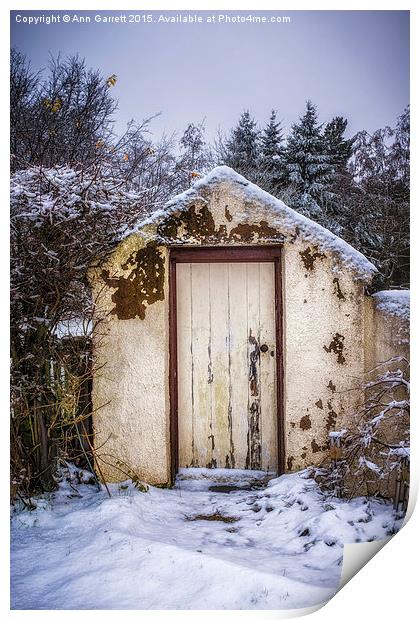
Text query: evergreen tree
224 110 260 178
177 121 210 188
323 116 354 175
339 107 410 289
284 101 333 217
259 109 285 193
321 117 355 230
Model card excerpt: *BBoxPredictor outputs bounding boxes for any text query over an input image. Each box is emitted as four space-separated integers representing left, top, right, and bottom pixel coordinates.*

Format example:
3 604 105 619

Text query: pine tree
224 110 260 178
284 101 333 217
321 117 355 229
323 117 354 175
259 109 285 193
177 121 210 188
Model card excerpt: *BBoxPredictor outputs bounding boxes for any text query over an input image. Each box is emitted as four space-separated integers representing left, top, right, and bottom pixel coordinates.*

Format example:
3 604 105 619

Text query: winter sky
10 10 409 140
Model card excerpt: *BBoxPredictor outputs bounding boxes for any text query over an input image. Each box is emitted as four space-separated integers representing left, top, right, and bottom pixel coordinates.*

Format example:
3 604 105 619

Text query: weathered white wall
91 237 171 485
90 175 374 484
360 293 410 498
283 244 365 471
364 294 410 373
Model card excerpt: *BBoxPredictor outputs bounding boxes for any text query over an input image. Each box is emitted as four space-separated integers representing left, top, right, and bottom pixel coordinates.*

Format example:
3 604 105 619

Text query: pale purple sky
11 10 409 140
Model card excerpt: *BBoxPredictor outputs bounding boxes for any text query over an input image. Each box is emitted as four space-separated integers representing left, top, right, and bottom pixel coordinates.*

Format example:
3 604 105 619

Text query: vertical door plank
259 262 278 471
246 263 262 470
227 263 249 469
208 263 230 467
176 264 193 467
190 263 212 467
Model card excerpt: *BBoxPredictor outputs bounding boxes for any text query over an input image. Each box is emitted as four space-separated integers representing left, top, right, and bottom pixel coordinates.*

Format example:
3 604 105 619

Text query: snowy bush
316 357 409 504
10 163 149 497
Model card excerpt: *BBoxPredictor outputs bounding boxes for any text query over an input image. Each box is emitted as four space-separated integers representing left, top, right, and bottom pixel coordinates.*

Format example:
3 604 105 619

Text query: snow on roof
130 166 376 281
372 289 410 320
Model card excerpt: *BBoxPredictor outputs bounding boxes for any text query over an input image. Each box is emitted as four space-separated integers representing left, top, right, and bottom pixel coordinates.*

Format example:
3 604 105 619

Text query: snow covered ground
10 466 403 610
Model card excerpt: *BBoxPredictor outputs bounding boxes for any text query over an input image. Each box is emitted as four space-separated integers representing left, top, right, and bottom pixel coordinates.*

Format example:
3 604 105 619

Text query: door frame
168 245 285 483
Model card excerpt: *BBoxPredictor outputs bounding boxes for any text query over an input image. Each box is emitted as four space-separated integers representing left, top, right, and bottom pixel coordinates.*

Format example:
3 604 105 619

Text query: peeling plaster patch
327 380 336 392
311 439 321 453
332 277 346 300
289 226 301 244
101 243 165 320
228 221 284 243
218 224 228 239
158 203 219 243
157 202 284 246
315 399 323 409
287 456 295 471
323 333 346 364
300 415 312 430
299 246 326 271
224 205 233 222
326 404 338 431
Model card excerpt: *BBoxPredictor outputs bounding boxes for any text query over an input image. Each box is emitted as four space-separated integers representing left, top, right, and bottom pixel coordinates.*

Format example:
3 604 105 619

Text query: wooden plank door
175 256 279 472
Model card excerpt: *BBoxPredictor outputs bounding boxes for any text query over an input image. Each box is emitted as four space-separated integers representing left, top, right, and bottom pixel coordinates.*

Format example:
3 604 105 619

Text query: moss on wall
332 277 346 300
157 201 284 246
101 242 165 320
158 203 218 242
299 246 326 271
323 333 346 365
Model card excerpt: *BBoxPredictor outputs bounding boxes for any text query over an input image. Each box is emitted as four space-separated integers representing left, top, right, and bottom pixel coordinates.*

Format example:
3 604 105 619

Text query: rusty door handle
260 344 269 353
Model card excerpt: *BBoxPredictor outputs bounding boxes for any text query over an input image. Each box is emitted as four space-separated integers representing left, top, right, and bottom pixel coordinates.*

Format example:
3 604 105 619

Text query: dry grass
186 511 240 523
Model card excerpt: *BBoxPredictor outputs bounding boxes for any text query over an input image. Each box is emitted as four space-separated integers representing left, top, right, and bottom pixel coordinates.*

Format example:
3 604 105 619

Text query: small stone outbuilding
90 167 409 485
